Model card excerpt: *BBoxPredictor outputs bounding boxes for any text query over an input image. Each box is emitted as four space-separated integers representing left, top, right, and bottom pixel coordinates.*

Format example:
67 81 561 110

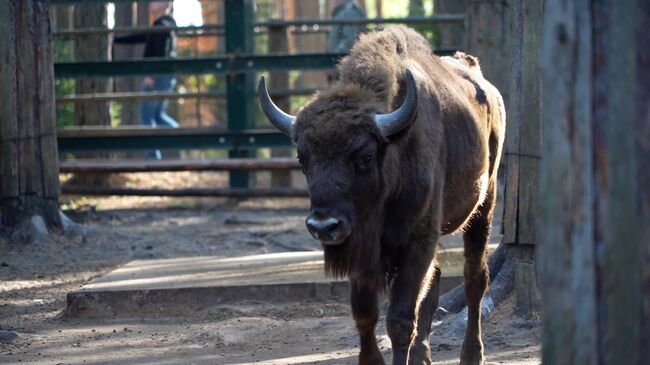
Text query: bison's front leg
386 238 438 365
409 267 441 365
351 279 385 365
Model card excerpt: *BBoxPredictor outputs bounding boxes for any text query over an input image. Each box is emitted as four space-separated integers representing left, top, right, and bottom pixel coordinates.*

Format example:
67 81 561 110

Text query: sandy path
1 195 538 365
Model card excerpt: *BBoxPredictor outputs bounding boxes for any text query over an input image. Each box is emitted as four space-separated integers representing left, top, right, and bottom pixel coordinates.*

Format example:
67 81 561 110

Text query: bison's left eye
358 154 374 170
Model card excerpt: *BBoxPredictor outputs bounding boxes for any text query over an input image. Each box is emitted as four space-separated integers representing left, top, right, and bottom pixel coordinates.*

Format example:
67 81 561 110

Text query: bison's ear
258 76 295 137
373 69 418 138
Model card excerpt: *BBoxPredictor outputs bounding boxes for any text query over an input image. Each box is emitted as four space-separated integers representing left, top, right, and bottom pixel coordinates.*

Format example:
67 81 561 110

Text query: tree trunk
0 0 68 242
72 2 111 185
539 0 649 364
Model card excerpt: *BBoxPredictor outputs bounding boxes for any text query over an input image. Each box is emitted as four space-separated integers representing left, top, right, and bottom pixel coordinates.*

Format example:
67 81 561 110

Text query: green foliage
408 0 439 46
110 102 123 127
53 39 75 128
54 45 75 125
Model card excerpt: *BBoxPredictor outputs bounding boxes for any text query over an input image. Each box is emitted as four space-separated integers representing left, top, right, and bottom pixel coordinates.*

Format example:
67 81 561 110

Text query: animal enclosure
0 0 648 364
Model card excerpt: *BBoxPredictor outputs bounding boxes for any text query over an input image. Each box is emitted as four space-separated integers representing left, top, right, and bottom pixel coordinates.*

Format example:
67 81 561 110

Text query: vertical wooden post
434 0 467 49
295 0 327 87
72 1 112 185
539 0 648 363
113 2 143 126
225 0 255 188
73 2 111 127
267 24 292 188
500 0 543 318
0 0 63 232
466 0 512 107
637 2 650 362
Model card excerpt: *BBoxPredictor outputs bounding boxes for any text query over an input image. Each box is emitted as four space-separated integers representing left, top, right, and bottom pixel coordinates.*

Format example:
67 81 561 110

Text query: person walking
113 1 178 159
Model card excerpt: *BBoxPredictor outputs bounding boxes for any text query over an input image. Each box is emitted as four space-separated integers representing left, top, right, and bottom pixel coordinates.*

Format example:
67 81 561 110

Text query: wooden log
61 186 309 198
59 158 300 173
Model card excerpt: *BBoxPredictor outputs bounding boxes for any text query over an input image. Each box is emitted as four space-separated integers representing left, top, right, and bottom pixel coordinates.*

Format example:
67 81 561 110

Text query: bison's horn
258 76 295 137
374 69 418 137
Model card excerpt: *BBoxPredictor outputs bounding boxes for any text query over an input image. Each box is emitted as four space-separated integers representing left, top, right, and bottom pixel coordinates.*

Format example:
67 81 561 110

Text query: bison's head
258 70 417 253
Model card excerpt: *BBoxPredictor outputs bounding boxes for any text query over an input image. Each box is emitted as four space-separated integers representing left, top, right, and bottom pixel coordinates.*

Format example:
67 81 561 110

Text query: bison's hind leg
351 280 385 365
460 179 496 365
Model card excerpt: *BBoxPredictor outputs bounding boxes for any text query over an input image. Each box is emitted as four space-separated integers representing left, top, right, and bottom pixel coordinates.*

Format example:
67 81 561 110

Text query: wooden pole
539 0 648 363
268 23 293 188
0 0 63 232
72 1 112 185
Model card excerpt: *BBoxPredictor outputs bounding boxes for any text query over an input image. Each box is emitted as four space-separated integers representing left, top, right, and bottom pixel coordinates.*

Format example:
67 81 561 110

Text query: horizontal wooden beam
57 128 293 152
61 186 309 197
52 15 465 37
53 50 458 78
59 158 300 173
55 88 319 103
54 53 345 78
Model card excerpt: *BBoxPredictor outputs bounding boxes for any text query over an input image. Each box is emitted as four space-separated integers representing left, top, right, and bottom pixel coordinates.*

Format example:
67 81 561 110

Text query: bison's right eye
358 154 374 171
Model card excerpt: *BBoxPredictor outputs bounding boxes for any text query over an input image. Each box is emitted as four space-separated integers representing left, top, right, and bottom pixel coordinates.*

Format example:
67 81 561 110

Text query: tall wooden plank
539 0 598 363
515 0 542 245
501 0 521 244
36 0 61 200
17 0 40 198
540 0 646 363
636 3 650 363
593 0 642 363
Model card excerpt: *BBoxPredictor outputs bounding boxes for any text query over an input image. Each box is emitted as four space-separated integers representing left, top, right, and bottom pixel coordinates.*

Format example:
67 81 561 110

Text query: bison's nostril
306 216 342 240
307 217 339 233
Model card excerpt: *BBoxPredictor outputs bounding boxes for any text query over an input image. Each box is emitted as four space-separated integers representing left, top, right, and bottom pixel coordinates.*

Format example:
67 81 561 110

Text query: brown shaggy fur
287 25 505 364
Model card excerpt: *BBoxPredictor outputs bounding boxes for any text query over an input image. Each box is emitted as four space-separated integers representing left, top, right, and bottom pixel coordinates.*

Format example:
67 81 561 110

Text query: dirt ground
1 172 540 365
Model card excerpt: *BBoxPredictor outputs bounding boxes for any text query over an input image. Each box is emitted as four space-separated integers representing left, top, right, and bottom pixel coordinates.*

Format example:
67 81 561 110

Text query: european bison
259 26 505 365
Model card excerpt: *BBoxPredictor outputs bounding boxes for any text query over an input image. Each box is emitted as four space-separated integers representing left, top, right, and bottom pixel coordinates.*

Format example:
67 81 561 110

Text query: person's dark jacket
114 15 177 58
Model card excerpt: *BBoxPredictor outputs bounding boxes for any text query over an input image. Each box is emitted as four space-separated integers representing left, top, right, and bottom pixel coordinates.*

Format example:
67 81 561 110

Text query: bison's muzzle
305 212 350 245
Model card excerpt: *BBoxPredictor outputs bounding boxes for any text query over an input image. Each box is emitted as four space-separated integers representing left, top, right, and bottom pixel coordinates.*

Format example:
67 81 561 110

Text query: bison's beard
322 208 385 287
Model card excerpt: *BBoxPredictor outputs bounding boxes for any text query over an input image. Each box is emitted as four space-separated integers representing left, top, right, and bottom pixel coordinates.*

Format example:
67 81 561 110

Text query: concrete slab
66 247 495 317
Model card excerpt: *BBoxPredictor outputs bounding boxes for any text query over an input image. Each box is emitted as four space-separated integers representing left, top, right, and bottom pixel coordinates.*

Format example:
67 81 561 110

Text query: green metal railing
52 0 464 189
